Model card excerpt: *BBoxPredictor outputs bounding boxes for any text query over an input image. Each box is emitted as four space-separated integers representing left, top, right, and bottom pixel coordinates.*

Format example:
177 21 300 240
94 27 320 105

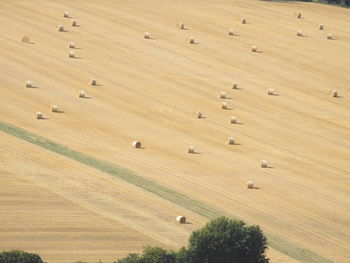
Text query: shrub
0 250 43 263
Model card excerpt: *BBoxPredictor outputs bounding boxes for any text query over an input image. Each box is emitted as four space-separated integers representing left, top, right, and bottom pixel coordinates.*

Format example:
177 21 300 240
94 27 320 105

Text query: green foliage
0 250 43 263
115 254 141 263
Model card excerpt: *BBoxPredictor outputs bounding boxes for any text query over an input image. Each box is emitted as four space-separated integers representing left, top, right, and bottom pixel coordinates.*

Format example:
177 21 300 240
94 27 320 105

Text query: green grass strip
0 121 334 263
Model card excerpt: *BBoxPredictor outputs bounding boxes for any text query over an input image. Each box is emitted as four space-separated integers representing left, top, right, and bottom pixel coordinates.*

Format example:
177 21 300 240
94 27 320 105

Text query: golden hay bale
36 112 43 119
178 22 185 30
57 25 64 32
267 88 274 95
89 79 97 86
69 42 75 48
296 12 302 19
221 102 228 109
22 36 30 43
251 45 257 52
220 91 227 99
327 33 333 40
51 105 58 112
194 111 202 118
71 19 77 26
69 51 75 58
318 24 324 30
187 146 195 153
63 11 69 18
228 29 234 35
230 116 237 124
132 141 141 148
25 81 32 88
227 136 234 145
296 30 302 37
144 32 150 39
246 180 254 189
261 160 268 168
330 90 338 97
79 90 85 98
189 37 195 44
176 216 186 224
241 17 246 24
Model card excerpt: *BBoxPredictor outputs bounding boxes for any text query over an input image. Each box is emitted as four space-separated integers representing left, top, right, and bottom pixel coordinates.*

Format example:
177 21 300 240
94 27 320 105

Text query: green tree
141 247 175 263
0 250 43 263
115 253 141 263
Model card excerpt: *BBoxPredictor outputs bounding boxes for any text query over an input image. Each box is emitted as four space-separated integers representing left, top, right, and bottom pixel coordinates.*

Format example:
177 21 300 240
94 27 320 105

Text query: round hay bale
189 37 195 44
187 146 195 153
296 12 302 19
318 24 324 30
178 22 185 30
296 30 302 37
51 105 58 112
89 79 97 86
176 215 186 224
327 33 332 40
330 90 338 97
36 112 43 119
144 32 150 39
194 111 202 118
241 17 246 24
71 19 77 26
251 45 257 52
63 11 69 18
132 141 141 148
25 81 32 88
57 25 64 32
230 116 237 124
231 82 238 89
227 136 234 145
261 160 268 168
221 102 228 109
246 180 254 189
267 88 274 95
220 91 226 99
69 42 75 48
69 51 75 58
228 29 234 36
79 90 85 98
22 36 30 43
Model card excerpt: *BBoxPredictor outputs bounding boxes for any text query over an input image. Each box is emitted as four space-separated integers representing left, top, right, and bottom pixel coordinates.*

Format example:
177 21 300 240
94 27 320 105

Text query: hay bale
220 91 226 99
230 116 237 124
89 79 97 86
327 33 333 40
22 36 30 43
187 146 195 153
296 12 302 19
221 102 228 109
176 216 186 224
194 111 202 118
132 141 141 148
189 37 195 44
267 88 274 95
51 105 58 112
246 180 254 189
63 11 69 18
261 160 268 168
69 42 75 48
178 22 185 30
318 24 324 30
69 51 75 58
57 25 64 32
71 19 77 26
231 82 238 89
251 45 257 52
296 30 302 37
79 90 85 98
144 32 150 39
241 17 246 24
227 136 234 145
36 112 43 119
25 81 32 88
228 29 234 36
330 90 338 97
